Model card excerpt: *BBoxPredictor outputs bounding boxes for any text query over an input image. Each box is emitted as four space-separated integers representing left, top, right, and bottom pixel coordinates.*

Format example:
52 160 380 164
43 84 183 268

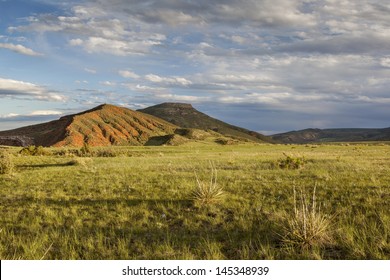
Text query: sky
0 0 390 134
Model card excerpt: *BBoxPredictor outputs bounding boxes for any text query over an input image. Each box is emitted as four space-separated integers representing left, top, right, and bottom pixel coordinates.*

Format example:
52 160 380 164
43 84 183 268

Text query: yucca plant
282 186 332 249
191 166 224 206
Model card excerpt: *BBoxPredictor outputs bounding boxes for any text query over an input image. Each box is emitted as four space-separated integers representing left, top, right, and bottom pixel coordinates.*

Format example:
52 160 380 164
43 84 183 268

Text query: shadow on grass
0 196 193 208
0 195 290 260
0 196 348 259
17 162 76 169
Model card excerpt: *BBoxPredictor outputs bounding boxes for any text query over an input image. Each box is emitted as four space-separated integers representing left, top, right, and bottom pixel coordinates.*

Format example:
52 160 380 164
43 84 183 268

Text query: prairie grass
0 143 389 259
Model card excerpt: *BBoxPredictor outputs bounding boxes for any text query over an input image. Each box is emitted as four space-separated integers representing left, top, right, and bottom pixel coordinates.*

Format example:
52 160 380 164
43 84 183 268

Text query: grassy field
0 142 389 259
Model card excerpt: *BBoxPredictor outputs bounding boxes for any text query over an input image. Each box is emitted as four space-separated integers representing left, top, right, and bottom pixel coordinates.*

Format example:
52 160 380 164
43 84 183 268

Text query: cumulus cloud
10 5 167 57
0 110 63 122
145 74 193 86
100 81 116 86
5 0 390 131
84 67 97 74
0 43 43 56
90 0 316 28
118 70 140 79
279 35 390 55
30 110 63 116
0 78 66 102
77 36 162 55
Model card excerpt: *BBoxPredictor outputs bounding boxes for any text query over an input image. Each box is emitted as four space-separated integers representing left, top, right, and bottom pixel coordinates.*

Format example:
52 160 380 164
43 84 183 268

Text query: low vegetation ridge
271 127 390 143
138 103 272 143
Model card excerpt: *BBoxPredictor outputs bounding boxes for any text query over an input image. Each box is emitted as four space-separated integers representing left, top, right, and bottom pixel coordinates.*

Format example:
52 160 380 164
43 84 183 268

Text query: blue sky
1 0 390 134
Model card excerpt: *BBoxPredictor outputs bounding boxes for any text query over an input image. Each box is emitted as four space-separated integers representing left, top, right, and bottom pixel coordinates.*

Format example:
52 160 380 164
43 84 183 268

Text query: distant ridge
138 103 272 143
271 128 390 143
0 104 177 147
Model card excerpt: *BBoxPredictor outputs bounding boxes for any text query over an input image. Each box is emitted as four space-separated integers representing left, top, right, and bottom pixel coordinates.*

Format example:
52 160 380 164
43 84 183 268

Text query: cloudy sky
1 0 389 134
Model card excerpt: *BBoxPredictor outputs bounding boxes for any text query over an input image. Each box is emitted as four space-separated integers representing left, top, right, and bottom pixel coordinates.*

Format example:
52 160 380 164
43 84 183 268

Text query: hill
138 103 272 143
271 128 390 143
0 104 177 147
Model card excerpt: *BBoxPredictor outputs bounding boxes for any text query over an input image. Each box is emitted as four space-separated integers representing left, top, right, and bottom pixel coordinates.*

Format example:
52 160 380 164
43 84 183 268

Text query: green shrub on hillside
0 150 14 174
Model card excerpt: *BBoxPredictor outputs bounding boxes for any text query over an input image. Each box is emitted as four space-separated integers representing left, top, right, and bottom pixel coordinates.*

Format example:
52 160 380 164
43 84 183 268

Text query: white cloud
118 70 140 79
0 43 43 56
12 6 167 57
0 78 66 102
69 38 83 46
74 36 162 56
380 57 390 68
0 113 20 119
84 67 97 74
145 74 192 86
30 110 62 116
100 81 116 86
75 80 89 84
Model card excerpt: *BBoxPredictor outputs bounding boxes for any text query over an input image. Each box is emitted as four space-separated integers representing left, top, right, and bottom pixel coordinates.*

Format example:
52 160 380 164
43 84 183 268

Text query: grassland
0 142 389 259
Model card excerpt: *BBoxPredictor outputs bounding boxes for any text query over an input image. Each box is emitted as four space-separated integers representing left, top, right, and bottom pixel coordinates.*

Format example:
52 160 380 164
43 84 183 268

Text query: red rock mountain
0 104 177 147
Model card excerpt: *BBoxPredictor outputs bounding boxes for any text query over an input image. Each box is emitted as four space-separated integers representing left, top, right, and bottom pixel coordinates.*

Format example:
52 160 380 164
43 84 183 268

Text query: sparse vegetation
0 143 389 259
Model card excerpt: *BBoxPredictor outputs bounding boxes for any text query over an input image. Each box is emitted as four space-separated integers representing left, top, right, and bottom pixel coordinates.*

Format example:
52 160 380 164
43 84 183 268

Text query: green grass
0 143 389 259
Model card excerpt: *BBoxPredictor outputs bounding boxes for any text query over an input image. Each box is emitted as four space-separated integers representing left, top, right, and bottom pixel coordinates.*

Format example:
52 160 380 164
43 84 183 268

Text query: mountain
138 103 272 143
271 128 390 143
0 104 177 147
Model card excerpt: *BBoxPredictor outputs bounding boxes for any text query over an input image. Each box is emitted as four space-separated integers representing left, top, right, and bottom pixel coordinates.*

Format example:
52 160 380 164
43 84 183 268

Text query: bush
52 149 79 157
19 145 47 156
278 153 306 170
96 148 117 157
215 138 234 145
0 150 14 175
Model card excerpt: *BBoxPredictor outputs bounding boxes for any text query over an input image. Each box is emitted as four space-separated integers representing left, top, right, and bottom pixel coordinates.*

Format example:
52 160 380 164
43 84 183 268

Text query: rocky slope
0 104 177 147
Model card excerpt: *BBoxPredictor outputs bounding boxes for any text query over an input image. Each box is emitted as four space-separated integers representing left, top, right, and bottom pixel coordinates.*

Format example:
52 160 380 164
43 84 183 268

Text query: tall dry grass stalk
191 164 224 205
282 186 332 249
